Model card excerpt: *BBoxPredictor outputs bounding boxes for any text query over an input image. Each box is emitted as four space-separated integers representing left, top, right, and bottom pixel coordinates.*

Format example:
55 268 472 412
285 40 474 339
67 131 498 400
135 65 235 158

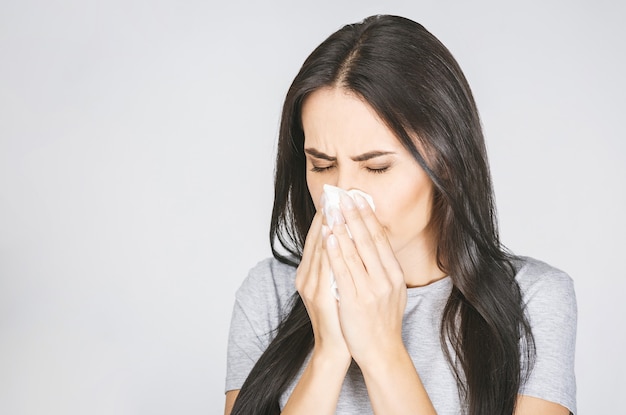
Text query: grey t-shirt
225 256 577 414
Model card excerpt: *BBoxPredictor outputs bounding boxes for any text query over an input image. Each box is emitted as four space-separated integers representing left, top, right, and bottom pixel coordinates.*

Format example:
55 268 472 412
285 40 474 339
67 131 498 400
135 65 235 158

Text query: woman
224 15 576 415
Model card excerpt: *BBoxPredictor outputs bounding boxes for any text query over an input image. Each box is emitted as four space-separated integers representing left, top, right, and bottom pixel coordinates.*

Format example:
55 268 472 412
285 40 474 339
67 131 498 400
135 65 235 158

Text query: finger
351 193 404 282
325 232 357 299
318 242 335 300
300 210 324 264
296 212 325 292
336 193 388 283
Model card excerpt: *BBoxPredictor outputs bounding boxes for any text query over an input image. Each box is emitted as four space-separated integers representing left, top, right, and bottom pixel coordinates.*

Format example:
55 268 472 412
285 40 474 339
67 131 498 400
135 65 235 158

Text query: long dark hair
231 15 534 415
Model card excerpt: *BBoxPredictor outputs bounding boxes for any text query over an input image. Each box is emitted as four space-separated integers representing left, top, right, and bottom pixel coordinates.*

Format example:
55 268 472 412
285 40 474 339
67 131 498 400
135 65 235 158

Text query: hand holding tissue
322 184 375 300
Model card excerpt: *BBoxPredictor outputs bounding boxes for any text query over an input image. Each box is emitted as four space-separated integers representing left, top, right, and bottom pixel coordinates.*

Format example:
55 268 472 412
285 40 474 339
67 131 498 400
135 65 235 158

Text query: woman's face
302 87 436 258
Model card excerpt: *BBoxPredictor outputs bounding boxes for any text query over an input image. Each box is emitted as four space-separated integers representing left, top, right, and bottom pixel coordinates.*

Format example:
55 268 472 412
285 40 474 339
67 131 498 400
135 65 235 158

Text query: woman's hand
324 192 408 367
283 210 352 415
323 193 437 414
295 210 351 364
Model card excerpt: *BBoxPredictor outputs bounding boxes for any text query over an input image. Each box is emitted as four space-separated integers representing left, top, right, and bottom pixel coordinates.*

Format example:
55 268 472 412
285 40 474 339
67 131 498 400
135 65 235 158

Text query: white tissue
322 184 375 300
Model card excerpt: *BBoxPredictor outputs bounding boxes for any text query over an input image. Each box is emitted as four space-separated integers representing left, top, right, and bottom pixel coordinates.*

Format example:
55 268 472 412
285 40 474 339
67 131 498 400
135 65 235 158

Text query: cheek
367 191 396 230
306 173 324 211
371 183 433 234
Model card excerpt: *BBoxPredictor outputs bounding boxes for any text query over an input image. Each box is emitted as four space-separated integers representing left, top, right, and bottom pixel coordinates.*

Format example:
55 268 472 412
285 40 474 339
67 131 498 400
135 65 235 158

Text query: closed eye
366 165 390 174
310 165 335 173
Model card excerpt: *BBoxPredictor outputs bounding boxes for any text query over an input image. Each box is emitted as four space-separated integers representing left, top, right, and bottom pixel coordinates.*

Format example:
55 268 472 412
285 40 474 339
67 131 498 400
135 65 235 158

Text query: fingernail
352 193 368 210
321 225 330 238
330 207 344 227
327 234 338 248
339 192 355 210
324 208 334 228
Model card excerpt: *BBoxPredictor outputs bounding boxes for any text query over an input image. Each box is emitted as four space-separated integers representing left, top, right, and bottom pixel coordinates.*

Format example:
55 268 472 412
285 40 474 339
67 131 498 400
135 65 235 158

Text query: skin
303 88 444 288
224 87 570 415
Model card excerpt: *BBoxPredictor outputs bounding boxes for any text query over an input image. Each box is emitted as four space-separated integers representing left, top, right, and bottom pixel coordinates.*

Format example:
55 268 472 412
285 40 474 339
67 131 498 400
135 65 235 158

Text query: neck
395 238 446 288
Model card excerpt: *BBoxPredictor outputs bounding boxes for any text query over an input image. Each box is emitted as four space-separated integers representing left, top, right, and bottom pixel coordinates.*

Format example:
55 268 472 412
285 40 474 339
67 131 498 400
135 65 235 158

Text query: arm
326 193 437 414
224 390 239 415
281 350 351 414
359 345 436 415
281 212 352 414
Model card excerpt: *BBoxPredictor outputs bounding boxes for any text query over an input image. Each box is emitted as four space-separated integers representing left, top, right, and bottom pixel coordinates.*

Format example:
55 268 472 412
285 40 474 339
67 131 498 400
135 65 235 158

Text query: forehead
301 87 401 151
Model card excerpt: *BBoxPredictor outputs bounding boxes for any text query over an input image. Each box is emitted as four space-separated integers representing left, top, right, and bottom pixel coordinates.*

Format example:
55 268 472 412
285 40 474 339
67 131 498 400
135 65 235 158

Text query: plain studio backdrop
1 0 624 413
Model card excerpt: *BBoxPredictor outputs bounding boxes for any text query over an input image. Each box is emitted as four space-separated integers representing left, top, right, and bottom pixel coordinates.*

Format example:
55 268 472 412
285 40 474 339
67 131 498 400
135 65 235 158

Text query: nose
335 168 357 191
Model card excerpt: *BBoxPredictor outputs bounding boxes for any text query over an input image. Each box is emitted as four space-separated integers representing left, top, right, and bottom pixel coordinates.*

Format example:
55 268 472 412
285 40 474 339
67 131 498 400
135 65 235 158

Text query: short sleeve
225 258 297 393
516 258 577 414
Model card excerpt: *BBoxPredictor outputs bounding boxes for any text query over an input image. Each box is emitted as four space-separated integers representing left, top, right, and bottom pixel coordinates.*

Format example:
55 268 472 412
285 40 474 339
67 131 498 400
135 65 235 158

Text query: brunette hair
231 14 534 415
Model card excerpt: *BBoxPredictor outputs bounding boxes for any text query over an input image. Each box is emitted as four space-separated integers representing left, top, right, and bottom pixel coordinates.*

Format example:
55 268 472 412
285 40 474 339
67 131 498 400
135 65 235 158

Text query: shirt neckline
406 275 452 298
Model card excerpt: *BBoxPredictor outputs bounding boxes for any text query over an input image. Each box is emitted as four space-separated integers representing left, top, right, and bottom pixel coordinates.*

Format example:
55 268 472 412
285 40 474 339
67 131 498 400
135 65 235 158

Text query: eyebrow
304 148 395 162
351 150 396 162
304 148 336 161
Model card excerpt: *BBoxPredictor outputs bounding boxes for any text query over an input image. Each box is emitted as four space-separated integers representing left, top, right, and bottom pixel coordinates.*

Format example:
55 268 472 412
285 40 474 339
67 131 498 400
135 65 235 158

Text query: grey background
1 0 624 413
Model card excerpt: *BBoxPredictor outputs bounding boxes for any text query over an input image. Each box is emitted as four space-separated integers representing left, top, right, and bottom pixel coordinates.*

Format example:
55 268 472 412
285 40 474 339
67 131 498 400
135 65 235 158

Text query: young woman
224 15 576 415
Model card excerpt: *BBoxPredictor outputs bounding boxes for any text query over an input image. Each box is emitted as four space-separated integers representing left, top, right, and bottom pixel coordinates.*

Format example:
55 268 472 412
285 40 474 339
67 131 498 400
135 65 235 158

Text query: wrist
311 346 352 375
357 344 436 414
282 344 351 415
356 341 411 378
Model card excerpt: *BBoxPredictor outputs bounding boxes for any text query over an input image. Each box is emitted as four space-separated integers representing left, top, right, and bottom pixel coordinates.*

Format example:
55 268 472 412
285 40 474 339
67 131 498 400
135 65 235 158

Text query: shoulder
514 256 577 412
512 255 577 346
513 256 576 307
225 257 298 392
235 257 298 317
512 256 577 333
